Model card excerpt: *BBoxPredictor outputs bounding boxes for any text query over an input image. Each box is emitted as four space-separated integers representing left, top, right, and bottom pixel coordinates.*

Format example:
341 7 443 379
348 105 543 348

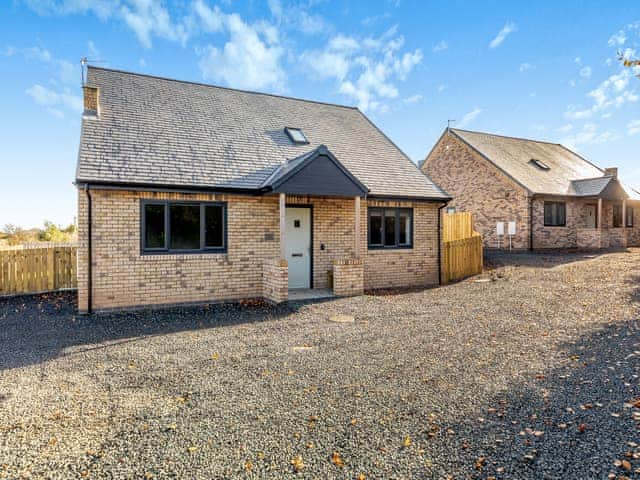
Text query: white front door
285 207 311 289
586 204 597 228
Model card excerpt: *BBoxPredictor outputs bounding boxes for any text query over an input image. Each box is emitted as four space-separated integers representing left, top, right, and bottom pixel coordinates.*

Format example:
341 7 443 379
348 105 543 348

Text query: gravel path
1 249 639 479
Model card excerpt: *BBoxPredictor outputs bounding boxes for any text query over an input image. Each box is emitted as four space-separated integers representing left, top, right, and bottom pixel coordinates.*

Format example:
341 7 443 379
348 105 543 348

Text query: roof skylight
285 127 309 145
530 158 550 170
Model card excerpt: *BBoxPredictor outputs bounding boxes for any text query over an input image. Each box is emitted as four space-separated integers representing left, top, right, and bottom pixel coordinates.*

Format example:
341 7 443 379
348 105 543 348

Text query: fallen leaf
243 460 253 471
331 451 345 468
357 474 366 480
291 455 305 473
578 423 587 433
187 446 198 454
475 457 486 470
210 353 219 361
621 459 631 471
402 436 412 447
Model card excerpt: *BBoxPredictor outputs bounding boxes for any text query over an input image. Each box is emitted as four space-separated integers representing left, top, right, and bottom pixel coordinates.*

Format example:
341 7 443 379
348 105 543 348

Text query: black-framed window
613 204 623 228
141 200 226 254
368 207 413 249
627 206 634 227
544 201 566 227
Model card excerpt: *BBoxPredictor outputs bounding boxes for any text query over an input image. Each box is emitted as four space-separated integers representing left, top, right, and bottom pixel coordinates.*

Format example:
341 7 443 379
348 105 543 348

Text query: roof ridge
450 128 563 147
88 65 360 111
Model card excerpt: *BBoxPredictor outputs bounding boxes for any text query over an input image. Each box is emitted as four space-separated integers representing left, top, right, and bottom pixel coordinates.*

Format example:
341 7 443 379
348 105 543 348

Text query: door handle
291 253 303 257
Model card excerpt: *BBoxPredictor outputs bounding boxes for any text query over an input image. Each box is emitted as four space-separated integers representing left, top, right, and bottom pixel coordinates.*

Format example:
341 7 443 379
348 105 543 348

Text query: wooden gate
442 213 483 283
0 246 77 296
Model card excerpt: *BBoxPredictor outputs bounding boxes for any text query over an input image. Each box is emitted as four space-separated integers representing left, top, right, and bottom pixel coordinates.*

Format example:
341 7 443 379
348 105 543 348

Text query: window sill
141 249 227 258
542 225 567 228
368 245 413 251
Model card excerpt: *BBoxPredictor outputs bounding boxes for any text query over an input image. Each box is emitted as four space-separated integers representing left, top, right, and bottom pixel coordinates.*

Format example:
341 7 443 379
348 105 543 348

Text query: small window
170 204 200 250
627 206 634 227
530 159 550 170
141 201 226 254
613 204 623 228
544 201 566 227
143 204 166 249
285 127 308 144
368 209 383 246
368 207 412 249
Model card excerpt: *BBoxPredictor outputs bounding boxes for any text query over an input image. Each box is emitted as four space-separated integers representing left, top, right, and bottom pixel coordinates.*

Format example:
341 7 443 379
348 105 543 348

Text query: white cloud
489 21 516 49
195 5 285 90
24 0 189 49
87 40 100 58
26 83 82 118
565 68 639 120
403 94 423 104
433 40 448 53
457 107 483 128
267 0 327 35
300 26 422 111
562 122 618 149
608 30 627 47
437 84 446 93
519 62 533 72
120 0 188 48
579 66 592 78
628 119 640 135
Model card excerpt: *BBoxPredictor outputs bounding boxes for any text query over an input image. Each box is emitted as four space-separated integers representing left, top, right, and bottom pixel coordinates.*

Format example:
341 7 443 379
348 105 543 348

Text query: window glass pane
170 204 200 250
205 205 224 248
369 210 383 245
399 210 411 246
613 205 622 227
384 210 396 246
144 204 165 249
557 203 566 225
544 203 553 225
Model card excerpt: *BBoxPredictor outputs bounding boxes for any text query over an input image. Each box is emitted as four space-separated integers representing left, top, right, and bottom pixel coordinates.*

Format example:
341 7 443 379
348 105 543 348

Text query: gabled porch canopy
261 145 369 197
570 176 640 201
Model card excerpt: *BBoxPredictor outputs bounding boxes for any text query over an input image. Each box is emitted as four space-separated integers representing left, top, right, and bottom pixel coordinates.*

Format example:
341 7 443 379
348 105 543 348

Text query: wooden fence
442 212 483 283
442 211 473 242
0 246 77 296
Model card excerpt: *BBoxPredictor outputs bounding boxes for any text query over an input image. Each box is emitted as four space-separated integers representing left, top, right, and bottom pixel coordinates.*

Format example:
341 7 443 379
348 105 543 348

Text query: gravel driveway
1 249 639 479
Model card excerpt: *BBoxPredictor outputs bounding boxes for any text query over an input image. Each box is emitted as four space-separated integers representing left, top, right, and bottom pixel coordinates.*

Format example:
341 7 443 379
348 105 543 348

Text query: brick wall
363 200 440 290
263 259 288 303
333 258 364 296
422 132 531 249
78 189 280 312
77 190 442 312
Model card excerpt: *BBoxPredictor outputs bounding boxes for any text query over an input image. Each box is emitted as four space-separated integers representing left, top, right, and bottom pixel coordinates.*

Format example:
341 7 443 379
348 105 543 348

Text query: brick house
422 128 640 250
75 67 450 313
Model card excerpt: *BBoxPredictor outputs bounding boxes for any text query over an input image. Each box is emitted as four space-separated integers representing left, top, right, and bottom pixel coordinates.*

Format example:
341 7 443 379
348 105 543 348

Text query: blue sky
1 0 639 228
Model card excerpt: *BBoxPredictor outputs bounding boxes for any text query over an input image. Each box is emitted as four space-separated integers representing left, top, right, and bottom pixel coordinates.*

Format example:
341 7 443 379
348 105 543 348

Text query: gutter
529 196 534 251
84 184 93 314
437 202 449 285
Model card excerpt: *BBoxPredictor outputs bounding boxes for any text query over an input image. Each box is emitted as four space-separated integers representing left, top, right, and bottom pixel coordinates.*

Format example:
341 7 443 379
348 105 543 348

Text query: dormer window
285 127 308 145
530 158 550 170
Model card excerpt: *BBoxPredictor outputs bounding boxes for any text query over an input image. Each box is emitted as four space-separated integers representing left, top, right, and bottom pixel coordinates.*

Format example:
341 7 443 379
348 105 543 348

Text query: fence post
47 248 55 291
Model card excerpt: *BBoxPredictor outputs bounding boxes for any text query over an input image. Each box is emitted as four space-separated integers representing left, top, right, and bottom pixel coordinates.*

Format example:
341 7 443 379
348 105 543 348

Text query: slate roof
76 67 449 200
569 177 614 196
449 128 609 196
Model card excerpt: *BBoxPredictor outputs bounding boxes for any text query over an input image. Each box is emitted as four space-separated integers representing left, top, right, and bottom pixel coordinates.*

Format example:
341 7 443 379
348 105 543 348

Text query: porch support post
597 198 603 229
622 199 627 228
279 193 286 260
354 196 361 258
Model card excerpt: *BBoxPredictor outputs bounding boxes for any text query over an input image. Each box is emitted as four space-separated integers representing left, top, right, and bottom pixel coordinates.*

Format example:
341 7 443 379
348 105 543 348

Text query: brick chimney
604 167 618 178
82 86 99 116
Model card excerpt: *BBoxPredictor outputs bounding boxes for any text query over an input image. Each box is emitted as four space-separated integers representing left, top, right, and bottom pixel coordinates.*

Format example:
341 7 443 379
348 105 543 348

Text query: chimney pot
83 86 99 116
604 167 618 178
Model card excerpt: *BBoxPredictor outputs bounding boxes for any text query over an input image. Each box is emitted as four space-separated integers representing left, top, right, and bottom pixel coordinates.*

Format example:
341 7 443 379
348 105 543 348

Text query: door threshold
288 288 335 301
